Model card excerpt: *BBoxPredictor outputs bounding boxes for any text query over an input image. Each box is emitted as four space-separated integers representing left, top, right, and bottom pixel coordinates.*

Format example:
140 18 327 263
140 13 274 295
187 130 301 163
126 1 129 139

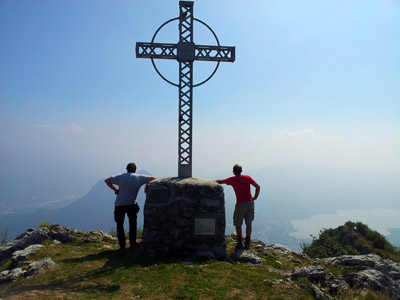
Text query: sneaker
244 243 250 250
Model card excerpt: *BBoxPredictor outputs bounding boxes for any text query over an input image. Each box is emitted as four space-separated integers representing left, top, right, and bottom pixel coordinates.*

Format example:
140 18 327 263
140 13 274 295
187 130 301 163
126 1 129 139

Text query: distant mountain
0 171 150 240
2 164 399 250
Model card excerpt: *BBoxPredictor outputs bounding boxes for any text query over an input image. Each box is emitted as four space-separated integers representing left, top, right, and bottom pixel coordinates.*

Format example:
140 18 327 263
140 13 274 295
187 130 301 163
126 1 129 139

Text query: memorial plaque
147 188 171 204
194 218 215 236
200 199 220 207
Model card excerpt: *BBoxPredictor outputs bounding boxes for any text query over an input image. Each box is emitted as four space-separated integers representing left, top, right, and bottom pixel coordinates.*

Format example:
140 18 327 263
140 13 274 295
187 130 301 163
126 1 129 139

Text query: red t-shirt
225 175 255 204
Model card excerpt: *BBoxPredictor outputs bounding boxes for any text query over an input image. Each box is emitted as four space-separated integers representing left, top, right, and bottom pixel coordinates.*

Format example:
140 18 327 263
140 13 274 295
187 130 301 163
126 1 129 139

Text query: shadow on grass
58 244 213 281
1 245 212 298
62 245 209 269
1 278 120 297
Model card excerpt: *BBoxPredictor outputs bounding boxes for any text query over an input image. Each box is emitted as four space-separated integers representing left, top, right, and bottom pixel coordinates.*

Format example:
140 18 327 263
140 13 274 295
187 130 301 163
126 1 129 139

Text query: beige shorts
233 201 255 227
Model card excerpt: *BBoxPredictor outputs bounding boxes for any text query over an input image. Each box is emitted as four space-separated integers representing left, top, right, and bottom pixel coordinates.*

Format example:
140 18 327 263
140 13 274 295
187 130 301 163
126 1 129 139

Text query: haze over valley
1 0 399 252
1 163 399 252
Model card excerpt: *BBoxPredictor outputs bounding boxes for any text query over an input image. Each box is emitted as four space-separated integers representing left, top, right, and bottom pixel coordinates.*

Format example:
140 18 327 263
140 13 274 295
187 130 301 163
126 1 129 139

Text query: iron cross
136 1 235 178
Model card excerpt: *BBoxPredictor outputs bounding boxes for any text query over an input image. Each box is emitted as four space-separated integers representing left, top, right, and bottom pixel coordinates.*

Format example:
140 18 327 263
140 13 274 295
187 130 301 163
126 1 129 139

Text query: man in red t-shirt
216 164 260 250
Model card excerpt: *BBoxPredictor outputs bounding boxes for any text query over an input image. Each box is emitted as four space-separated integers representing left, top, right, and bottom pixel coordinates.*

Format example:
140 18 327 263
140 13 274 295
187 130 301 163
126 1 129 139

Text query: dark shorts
233 201 255 227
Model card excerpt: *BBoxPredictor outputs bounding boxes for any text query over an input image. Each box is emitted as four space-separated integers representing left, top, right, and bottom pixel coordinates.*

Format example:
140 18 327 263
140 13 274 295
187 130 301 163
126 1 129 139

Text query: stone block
143 177 226 259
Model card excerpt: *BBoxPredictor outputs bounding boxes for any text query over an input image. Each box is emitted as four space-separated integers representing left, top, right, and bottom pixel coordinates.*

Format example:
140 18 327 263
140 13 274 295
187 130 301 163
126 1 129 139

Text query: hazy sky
1 0 399 185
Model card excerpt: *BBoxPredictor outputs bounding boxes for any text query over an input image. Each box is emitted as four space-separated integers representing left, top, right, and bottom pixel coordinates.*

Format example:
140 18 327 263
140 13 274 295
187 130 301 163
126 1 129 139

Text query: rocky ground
1 226 399 299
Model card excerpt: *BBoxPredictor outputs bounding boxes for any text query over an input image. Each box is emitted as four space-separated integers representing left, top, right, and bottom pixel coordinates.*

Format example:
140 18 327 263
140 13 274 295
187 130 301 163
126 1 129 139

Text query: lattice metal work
136 1 235 178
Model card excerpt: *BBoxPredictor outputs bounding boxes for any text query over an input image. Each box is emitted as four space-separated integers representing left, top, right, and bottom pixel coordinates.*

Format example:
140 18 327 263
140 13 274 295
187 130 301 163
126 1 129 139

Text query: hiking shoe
244 236 251 250
235 243 244 250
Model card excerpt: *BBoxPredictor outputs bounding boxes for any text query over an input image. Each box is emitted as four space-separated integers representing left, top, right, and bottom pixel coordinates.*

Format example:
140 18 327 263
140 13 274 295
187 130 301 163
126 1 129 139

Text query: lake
290 208 400 246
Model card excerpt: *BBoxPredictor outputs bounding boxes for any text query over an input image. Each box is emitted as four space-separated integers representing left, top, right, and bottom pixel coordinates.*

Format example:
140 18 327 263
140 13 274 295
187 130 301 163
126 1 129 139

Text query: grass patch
0 238 312 300
1 233 395 300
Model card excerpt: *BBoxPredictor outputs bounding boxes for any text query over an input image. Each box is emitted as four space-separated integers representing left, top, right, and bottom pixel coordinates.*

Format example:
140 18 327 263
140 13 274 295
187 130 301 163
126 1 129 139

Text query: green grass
0 234 312 300
0 231 396 300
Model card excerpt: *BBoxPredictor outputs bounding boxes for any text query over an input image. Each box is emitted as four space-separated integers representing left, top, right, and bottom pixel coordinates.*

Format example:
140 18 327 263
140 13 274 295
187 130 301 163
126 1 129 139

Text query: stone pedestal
142 177 226 259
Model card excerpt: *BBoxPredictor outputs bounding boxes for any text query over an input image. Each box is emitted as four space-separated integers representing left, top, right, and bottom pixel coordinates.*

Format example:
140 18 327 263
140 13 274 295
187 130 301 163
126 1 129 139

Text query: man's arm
144 176 156 193
215 179 226 185
251 181 260 200
105 178 119 195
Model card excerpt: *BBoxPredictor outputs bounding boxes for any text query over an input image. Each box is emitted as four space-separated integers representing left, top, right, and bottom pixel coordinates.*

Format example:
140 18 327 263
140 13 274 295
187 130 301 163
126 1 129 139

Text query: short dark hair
233 164 242 175
126 162 137 173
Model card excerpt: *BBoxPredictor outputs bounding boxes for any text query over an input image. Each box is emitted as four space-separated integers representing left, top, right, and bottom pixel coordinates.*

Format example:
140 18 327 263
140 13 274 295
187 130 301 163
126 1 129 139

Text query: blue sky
1 0 399 184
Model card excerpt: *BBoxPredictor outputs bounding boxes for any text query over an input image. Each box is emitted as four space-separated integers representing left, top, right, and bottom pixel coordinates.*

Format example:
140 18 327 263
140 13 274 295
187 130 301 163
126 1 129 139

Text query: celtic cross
136 1 235 178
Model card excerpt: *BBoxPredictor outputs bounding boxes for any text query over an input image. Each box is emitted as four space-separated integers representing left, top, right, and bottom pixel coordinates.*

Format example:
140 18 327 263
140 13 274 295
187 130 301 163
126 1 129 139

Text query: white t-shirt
109 173 151 206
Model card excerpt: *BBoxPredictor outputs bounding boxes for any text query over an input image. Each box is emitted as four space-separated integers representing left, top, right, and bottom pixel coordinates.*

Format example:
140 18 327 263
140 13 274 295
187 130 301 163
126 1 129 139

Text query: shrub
301 221 400 258
38 221 56 231
300 229 358 259
38 221 50 229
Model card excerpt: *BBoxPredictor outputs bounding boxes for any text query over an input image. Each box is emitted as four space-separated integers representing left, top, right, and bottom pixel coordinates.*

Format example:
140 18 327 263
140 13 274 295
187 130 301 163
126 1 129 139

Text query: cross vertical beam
178 1 194 178
136 1 235 178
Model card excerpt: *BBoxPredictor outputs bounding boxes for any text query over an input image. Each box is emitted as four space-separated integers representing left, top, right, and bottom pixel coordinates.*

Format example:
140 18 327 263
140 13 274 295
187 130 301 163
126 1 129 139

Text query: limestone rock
0 244 14 261
291 266 326 283
0 268 26 285
15 227 51 249
325 277 350 294
252 239 268 248
89 230 104 236
25 257 57 277
85 236 102 243
265 244 294 255
344 269 400 300
14 228 36 240
324 254 400 280
0 227 50 260
102 233 117 242
50 224 81 242
0 225 81 260
11 244 45 266
310 283 333 300
231 250 263 264
325 254 400 299
289 258 303 264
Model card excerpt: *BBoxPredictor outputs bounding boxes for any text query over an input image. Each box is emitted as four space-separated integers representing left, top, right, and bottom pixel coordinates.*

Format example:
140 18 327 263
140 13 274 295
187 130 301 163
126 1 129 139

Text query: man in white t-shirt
105 162 156 251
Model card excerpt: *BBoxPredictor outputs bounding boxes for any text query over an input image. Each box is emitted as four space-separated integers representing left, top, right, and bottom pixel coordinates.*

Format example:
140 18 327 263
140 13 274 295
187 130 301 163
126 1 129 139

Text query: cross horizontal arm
136 42 178 59
195 45 235 62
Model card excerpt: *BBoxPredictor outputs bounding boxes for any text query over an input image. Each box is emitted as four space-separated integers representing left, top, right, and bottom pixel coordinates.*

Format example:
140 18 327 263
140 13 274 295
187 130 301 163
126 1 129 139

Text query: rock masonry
142 177 226 259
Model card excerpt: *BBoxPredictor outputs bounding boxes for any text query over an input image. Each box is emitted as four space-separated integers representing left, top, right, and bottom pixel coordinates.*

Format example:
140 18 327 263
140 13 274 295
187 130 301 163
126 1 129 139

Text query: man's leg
114 206 126 250
127 204 138 249
244 225 252 250
236 226 243 249
244 202 255 250
233 204 245 250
